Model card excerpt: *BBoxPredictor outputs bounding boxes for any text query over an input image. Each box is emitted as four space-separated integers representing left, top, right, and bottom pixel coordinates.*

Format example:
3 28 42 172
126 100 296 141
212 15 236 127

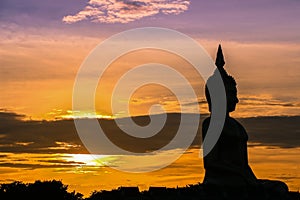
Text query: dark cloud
0 153 86 169
183 100 207 107
240 116 300 148
185 97 300 109
238 97 300 108
0 162 81 170
0 111 87 154
36 159 84 165
0 111 299 157
0 109 25 122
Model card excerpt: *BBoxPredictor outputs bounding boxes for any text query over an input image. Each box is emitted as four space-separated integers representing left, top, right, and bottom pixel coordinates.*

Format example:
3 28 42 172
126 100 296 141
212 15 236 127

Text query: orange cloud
63 0 190 24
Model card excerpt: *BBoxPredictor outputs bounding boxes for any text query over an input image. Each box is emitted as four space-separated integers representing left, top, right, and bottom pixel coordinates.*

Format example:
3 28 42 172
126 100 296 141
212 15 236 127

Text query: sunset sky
1 0 300 197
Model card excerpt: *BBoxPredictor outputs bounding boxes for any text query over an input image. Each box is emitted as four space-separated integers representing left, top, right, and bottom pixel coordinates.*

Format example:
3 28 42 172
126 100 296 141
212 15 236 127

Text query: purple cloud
63 0 190 24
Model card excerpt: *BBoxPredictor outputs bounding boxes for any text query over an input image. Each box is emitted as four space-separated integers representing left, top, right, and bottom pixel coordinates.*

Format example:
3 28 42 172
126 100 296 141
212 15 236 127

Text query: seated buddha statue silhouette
202 45 289 197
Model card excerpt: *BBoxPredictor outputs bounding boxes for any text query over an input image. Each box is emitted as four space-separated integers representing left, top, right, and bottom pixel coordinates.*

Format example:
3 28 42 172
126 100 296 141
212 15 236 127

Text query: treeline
0 180 299 200
0 180 83 200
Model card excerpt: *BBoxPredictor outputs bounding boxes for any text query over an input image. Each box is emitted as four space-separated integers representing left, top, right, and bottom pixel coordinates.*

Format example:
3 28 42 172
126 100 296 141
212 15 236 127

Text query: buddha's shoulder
202 118 210 134
202 117 245 135
202 116 238 125
202 117 240 127
223 117 247 138
202 117 211 125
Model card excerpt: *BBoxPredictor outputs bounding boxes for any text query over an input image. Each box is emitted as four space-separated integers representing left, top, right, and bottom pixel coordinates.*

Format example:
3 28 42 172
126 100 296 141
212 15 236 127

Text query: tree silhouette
0 180 83 200
0 180 299 199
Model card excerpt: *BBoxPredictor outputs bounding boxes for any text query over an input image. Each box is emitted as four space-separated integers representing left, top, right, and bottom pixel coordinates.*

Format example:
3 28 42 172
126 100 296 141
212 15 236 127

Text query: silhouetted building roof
148 187 167 195
118 186 140 196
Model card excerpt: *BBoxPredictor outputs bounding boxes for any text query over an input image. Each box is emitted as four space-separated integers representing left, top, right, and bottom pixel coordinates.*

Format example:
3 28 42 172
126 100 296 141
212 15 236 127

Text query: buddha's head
205 45 239 114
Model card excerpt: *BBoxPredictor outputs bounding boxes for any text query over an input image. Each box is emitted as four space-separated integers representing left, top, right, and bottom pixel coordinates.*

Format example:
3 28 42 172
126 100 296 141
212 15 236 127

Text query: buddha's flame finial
215 44 225 69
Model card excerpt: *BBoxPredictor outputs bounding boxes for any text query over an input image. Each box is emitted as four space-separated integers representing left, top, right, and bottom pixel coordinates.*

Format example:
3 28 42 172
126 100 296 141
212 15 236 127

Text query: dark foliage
0 180 83 200
87 183 300 200
0 180 299 200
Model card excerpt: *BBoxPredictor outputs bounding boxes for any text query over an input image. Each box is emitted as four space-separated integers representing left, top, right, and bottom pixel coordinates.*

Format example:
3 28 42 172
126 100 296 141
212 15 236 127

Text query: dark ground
0 180 299 200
